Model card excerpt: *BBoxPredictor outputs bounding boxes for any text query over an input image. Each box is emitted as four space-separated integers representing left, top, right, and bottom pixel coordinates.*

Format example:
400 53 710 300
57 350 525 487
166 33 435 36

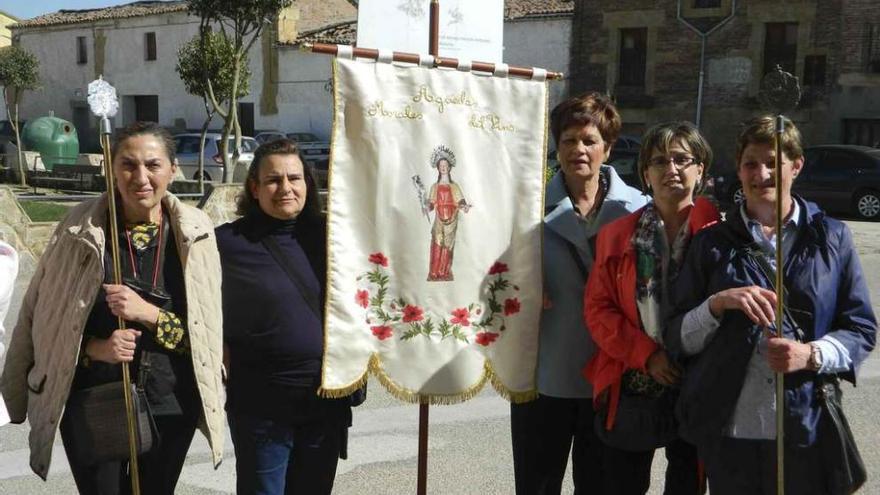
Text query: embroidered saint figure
425 145 470 281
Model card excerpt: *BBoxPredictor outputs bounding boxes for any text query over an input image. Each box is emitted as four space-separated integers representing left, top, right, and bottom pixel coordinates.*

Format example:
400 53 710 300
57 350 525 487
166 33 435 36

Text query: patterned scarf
623 203 691 396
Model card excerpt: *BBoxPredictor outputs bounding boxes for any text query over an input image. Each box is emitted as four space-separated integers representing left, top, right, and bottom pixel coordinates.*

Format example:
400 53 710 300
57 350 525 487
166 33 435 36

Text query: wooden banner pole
301 43 564 81
416 6 440 494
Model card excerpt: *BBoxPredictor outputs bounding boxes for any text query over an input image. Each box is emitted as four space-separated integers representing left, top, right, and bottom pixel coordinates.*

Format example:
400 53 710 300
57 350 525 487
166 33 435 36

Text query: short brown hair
637 121 712 194
235 138 323 222
735 115 803 166
549 92 621 150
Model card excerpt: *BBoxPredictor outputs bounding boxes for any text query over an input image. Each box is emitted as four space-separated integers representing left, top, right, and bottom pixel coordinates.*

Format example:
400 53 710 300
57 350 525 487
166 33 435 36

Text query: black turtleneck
215 208 326 419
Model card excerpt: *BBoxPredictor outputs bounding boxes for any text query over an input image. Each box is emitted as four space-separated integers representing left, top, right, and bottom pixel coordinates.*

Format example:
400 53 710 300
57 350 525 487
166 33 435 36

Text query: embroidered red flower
503 297 521 316
475 332 499 346
450 307 470 326
371 325 393 340
368 252 389 267
488 261 509 275
355 289 370 308
402 304 424 323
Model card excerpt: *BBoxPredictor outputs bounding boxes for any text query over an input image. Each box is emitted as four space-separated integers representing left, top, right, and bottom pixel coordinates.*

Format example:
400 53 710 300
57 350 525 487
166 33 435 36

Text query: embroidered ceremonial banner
322 57 547 404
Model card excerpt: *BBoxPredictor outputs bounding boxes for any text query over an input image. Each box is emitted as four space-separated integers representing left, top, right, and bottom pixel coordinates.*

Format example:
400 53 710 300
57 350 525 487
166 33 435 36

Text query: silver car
174 133 258 182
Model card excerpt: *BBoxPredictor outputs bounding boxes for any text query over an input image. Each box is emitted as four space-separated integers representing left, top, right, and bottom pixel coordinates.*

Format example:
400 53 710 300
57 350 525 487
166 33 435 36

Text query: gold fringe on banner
319 355 538 405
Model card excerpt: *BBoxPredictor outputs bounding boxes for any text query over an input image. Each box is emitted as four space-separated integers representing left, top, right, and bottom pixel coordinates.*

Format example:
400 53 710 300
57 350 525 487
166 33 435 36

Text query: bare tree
0 46 40 186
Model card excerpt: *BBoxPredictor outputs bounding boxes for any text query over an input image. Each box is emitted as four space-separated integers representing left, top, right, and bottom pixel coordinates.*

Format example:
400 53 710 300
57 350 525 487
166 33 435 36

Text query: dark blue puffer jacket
666 198 876 456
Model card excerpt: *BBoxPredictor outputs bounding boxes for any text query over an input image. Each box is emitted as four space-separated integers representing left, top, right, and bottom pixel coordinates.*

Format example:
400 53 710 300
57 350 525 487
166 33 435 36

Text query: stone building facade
570 0 880 171
10 0 572 154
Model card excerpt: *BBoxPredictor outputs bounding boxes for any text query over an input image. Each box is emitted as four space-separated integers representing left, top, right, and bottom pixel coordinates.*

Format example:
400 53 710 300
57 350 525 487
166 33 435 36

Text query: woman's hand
766 337 812 373
645 349 681 386
86 329 142 364
708 286 778 327
104 284 160 327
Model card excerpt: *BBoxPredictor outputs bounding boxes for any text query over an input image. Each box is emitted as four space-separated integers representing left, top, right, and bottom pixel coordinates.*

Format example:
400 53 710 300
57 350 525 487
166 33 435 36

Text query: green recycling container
21 116 79 172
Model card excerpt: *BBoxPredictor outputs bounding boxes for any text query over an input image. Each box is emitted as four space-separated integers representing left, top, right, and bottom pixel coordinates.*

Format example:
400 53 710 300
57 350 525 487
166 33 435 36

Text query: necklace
124 213 164 288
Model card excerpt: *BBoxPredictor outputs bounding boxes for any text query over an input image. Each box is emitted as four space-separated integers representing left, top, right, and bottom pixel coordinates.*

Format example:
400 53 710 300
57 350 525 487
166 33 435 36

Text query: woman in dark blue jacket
667 116 876 495
216 139 351 495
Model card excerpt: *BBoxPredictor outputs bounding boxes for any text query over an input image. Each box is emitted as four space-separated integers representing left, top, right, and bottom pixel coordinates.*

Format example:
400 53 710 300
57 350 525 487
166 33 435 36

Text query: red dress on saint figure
429 184 458 281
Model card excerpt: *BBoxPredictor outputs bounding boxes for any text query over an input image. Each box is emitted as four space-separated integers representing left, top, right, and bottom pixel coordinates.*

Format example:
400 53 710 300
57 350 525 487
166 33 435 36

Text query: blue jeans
229 412 342 495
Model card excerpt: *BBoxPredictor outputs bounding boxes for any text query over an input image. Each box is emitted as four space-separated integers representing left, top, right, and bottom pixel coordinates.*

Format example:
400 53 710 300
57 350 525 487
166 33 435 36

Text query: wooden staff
99 119 141 495
90 76 142 495
417 6 439 494
773 114 786 495
759 65 801 495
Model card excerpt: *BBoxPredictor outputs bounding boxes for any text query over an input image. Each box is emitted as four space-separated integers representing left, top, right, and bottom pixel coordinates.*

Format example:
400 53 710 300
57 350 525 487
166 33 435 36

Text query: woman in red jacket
584 121 720 494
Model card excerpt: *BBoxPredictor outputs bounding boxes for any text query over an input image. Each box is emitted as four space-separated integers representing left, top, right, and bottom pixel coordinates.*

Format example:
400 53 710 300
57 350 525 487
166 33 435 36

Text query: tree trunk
223 53 243 184
12 102 25 187
199 99 214 195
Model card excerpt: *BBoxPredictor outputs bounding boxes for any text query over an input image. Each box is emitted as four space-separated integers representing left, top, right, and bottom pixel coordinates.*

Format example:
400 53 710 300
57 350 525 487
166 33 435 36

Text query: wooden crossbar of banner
301 42 565 81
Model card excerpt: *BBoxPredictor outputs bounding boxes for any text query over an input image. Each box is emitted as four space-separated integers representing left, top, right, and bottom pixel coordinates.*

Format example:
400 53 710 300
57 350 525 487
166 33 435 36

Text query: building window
76 36 87 65
763 22 798 77
844 119 880 147
693 0 722 8
145 32 157 61
618 28 647 87
866 24 880 73
803 55 826 86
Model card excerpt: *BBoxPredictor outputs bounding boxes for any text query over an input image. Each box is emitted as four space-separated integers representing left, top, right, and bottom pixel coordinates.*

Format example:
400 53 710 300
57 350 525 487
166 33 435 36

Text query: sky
0 0 177 21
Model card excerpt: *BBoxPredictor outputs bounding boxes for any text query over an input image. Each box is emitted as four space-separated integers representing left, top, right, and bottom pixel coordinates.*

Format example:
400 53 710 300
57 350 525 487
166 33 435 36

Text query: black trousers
510 394 606 494
600 437 703 495
704 437 826 495
511 394 703 495
60 412 197 495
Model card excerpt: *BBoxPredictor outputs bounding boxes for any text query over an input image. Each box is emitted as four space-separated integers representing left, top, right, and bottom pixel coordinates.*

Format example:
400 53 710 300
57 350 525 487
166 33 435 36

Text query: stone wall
570 0 880 171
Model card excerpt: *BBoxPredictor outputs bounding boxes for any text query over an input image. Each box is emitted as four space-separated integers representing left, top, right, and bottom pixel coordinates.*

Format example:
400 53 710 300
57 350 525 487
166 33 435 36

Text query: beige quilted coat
0 193 225 479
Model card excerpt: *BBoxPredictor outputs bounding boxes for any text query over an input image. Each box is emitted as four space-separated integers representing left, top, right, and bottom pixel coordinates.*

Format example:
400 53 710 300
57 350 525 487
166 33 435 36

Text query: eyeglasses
648 155 698 170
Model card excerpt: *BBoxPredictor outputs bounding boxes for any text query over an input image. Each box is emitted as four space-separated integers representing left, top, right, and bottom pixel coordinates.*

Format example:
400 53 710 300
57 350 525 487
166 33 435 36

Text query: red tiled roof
292 0 573 46
15 1 187 29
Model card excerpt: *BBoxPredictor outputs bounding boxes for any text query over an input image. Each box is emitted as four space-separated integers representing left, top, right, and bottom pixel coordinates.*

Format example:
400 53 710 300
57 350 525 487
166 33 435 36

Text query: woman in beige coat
0 122 225 493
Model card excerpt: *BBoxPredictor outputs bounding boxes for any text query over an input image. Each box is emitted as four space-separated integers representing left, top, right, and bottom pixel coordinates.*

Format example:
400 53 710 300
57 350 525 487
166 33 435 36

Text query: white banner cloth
322 58 547 403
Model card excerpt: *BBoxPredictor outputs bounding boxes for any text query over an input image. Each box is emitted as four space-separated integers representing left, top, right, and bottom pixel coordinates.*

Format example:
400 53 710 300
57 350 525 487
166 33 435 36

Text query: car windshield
287 133 319 142
227 138 258 152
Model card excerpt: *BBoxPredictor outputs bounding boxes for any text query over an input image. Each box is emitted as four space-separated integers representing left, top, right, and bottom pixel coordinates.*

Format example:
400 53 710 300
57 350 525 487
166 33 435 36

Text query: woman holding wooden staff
666 115 876 494
0 122 226 493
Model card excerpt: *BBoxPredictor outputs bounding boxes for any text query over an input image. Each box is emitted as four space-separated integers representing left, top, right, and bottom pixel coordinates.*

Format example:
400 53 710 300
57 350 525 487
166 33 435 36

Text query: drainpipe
676 0 737 128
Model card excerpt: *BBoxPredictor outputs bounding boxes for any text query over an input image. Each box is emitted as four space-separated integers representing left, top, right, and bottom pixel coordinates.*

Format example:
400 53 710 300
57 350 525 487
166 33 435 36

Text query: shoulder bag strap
261 236 322 320
739 243 805 343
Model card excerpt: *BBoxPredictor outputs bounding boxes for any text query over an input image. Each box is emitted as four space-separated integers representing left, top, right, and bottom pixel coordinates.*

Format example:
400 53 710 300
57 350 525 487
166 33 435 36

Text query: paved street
2 218 880 494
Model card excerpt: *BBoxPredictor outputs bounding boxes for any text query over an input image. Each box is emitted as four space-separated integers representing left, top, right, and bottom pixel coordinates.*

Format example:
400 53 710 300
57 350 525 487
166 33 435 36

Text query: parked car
286 132 330 165
710 145 880 220
797 145 880 219
254 130 286 144
614 134 642 151
173 133 258 182
545 148 642 190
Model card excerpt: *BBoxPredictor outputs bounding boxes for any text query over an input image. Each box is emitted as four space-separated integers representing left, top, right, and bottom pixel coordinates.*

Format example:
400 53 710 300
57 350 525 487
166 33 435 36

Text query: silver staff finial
88 76 119 134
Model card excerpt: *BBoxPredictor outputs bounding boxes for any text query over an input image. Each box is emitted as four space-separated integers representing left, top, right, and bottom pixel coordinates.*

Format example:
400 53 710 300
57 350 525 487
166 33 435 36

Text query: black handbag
63 379 157 465
745 246 866 494
816 376 867 495
594 379 678 452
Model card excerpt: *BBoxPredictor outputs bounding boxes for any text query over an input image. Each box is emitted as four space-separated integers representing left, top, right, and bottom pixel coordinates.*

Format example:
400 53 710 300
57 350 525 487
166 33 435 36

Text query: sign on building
356 0 504 63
